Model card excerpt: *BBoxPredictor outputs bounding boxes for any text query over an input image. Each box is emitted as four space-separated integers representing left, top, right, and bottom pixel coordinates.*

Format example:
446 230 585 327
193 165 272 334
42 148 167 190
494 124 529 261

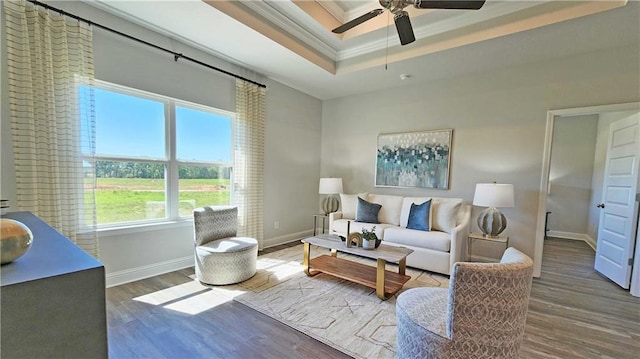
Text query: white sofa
328 193 471 275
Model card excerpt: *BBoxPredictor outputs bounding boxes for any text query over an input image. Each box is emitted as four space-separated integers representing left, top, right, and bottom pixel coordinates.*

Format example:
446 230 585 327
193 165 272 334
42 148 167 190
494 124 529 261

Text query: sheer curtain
234 80 265 249
4 0 98 257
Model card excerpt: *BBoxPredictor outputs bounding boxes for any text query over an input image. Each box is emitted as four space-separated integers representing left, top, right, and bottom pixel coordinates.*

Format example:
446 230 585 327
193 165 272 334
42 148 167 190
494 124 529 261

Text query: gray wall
263 79 323 245
547 115 598 235
321 43 640 262
0 2 322 284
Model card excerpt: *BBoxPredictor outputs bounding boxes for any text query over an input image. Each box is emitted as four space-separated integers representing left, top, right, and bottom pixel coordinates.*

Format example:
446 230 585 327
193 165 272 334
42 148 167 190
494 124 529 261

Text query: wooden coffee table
301 234 413 300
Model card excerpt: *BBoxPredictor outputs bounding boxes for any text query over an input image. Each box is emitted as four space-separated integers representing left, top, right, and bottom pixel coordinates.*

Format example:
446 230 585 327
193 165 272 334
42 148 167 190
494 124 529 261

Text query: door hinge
636 193 640 202
630 257 634 266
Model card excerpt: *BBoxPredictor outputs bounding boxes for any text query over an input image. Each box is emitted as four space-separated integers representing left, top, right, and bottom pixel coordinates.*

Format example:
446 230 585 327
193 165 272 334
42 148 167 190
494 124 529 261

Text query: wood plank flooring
106 238 640 358
521 238 639 359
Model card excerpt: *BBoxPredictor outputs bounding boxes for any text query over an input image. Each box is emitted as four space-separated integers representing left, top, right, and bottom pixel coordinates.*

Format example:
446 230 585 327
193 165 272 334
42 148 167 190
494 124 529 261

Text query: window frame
85 80 236 230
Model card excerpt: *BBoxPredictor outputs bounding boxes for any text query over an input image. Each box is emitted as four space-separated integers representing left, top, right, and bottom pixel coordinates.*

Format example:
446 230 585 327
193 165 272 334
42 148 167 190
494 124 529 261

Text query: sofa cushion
339 193 368 219
356 197 381 223
332 219 394 239
384 227 451 252
431 199 463 233
407 200 432 231
368 194 403 226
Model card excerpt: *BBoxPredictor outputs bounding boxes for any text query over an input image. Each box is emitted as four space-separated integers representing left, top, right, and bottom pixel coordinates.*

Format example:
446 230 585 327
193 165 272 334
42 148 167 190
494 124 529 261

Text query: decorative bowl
1 218 34 264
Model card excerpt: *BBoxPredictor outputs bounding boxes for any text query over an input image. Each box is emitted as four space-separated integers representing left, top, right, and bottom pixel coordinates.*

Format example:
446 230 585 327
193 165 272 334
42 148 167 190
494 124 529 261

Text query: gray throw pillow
356 197 381 224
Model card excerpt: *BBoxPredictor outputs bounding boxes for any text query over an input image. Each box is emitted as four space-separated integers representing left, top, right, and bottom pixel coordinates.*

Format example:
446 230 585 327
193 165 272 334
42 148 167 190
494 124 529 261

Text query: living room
1 0 639 358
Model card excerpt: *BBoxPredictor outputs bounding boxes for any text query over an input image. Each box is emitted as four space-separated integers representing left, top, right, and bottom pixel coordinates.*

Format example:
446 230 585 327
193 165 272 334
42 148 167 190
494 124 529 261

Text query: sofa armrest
449 205 471 273
329 211 343 234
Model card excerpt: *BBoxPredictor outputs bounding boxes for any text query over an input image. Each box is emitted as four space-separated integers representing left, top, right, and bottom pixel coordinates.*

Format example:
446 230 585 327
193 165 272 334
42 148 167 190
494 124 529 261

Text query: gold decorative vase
1 218 34 264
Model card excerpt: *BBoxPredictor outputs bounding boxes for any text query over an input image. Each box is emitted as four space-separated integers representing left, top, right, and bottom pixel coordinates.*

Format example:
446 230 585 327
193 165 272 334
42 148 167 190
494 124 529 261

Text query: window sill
97 218 194 238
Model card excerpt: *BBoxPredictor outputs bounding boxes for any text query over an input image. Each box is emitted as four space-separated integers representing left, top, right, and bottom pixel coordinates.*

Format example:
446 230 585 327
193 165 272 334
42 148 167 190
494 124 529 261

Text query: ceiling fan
332 0 486 46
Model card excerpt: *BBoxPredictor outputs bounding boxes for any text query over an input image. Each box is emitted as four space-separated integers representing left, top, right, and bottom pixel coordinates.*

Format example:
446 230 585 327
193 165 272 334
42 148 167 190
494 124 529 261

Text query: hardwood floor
106 242 349 359
521 238 640 359
106 239 640 358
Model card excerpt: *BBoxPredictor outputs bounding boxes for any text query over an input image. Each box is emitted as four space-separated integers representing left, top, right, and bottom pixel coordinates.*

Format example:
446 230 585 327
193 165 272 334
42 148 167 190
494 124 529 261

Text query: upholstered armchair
396 247 533 358
193 206 258 285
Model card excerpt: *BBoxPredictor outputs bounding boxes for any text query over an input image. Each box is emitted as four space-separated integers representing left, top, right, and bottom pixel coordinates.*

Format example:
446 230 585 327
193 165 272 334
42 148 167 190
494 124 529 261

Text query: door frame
534 102 640 277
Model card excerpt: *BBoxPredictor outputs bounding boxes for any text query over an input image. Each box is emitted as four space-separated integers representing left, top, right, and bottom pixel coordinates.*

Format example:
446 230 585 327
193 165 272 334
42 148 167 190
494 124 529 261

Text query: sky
89 87 232 163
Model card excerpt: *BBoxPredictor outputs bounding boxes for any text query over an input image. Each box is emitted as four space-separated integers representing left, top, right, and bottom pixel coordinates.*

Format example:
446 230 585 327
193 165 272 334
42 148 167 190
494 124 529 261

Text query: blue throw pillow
407 200 431 231
356 197 381 224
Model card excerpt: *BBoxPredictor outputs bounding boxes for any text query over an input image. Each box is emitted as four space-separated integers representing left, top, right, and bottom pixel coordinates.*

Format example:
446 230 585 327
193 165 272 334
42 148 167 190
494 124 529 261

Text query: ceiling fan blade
394 11 415 46
332 9 385 34
414 0 486 10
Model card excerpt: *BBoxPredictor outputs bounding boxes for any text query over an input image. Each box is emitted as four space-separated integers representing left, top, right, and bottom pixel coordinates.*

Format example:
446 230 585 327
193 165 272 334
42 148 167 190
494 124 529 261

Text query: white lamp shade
319 178 343 194
473 183 514 208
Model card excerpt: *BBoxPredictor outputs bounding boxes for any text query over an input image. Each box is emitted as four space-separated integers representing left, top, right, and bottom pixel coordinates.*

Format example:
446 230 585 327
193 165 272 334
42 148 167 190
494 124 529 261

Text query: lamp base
321 195 339 215
477 207 507 237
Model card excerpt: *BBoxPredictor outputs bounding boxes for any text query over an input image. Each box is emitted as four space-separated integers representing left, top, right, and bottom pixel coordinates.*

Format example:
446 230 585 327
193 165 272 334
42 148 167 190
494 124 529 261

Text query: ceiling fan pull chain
385 10 390 70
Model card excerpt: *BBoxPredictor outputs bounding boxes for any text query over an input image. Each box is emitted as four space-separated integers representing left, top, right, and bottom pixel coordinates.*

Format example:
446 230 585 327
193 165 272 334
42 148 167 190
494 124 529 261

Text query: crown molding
242 0 338 60
316 0 346 23
343 0 383 22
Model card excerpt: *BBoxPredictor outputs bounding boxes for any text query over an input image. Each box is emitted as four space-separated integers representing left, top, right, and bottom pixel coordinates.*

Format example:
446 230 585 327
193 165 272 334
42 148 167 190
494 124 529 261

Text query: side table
313 214 328 236
467 232 509 262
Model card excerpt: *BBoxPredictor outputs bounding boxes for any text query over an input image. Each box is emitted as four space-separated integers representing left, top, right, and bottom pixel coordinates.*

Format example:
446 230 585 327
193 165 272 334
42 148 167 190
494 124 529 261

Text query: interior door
595 114 640 288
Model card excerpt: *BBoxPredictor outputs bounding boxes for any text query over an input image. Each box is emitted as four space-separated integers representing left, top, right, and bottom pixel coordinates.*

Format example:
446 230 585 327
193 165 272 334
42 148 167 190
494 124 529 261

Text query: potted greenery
361 226 378 250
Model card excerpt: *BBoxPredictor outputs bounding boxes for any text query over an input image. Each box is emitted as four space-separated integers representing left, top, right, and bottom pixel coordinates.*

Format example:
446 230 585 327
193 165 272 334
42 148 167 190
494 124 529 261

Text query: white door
595 114 640 288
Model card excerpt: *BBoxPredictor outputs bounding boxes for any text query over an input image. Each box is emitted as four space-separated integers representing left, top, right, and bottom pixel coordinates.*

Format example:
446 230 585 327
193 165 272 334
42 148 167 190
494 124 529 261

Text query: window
175 104 232 218
82 81 234 226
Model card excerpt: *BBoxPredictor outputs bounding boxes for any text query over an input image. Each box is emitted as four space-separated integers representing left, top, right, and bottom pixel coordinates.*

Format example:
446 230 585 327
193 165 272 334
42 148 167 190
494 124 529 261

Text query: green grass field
92 178 230 224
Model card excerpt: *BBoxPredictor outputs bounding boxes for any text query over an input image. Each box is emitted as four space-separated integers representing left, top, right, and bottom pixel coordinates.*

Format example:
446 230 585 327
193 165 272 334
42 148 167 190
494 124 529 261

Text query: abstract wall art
375 129 452 189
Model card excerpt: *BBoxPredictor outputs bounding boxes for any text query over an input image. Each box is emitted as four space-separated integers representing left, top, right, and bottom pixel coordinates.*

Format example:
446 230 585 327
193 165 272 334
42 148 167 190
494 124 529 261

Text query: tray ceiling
87 0 637 99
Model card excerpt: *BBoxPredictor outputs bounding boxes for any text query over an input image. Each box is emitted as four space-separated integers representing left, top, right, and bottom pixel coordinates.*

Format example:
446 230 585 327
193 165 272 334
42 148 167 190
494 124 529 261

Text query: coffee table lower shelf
307 255 411 299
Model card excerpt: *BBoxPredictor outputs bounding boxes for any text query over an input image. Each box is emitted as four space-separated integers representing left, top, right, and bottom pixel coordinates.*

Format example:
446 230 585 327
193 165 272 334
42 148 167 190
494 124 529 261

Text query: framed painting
375 129 452 189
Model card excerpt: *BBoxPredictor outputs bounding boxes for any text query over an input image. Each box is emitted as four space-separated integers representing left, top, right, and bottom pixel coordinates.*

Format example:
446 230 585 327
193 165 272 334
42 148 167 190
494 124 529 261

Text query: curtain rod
25 0 267 89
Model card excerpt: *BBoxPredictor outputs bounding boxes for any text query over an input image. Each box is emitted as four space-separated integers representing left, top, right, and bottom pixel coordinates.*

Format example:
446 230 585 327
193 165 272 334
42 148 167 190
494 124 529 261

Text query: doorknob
597 203 605 208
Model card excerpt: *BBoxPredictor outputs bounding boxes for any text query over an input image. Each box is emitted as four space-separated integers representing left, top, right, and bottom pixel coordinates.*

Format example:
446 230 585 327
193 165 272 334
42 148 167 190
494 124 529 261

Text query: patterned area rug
232 244 449 358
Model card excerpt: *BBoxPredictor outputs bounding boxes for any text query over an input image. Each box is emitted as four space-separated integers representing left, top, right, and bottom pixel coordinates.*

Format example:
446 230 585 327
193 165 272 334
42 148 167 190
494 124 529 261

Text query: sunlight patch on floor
131 248 309 316
134 280 207 306
164 287 246 315
265 261 301 281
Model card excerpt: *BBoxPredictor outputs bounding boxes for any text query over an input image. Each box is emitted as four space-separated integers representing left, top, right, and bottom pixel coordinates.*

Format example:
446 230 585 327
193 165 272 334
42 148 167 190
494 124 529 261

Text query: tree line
95 161 230 179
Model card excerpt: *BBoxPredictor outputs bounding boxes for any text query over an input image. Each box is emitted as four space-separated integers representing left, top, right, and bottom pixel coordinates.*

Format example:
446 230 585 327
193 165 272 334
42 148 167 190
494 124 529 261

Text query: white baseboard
262 229 313 249
583 235 596 250
105 230 314 287
106 256 193 288
547 230 596 251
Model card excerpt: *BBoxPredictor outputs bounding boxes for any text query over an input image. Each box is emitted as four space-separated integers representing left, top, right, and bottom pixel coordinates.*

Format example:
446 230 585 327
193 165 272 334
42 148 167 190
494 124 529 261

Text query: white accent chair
193 206 258 285
396 247 534 358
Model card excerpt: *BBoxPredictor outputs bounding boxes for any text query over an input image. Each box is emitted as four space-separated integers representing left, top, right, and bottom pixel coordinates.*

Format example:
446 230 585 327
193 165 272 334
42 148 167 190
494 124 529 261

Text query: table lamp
473 183 514 238
319 178 343 215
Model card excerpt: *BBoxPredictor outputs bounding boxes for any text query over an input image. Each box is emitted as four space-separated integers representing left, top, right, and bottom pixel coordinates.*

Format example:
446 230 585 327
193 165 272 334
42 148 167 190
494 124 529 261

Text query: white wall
0 2 322 285
321 43 640 265
547 115 598 235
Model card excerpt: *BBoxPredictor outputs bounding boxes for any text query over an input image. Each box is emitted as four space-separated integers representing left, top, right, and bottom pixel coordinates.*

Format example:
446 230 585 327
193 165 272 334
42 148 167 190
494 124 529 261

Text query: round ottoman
195 236 258 285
